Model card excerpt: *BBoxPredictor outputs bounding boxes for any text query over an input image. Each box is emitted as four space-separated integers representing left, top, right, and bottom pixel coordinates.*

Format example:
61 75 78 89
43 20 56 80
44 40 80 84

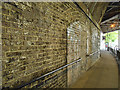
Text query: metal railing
109 47 120 60
109 47 120 72
16 51 100 89
17 58 82 89
86 50 100 57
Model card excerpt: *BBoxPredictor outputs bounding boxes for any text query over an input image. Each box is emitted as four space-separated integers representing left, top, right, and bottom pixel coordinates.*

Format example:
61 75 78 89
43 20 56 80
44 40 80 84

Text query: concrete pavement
71 50 118 88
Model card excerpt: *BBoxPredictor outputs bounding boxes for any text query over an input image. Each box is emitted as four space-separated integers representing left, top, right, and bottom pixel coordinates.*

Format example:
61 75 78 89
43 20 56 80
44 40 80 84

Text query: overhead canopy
101 2 120 33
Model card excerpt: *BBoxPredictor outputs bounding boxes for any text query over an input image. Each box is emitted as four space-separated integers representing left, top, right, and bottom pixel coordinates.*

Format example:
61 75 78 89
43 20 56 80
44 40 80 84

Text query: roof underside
101 2 120 33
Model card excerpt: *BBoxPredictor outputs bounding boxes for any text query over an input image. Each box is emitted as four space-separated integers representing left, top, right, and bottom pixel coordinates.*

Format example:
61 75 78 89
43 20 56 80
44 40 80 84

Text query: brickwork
1 2 101 88
86 22 100 69
2 2 67 88
67 13 100 86
0 1 2 89
91 22 100 64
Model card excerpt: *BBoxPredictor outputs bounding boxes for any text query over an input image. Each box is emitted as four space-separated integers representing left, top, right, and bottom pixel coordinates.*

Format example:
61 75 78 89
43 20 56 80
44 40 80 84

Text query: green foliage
105 31 118 43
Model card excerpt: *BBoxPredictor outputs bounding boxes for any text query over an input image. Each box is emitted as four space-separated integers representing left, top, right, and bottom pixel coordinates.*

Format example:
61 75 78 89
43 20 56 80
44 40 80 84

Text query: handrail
17 50 100 88
17 58 82 89
86 50 100 57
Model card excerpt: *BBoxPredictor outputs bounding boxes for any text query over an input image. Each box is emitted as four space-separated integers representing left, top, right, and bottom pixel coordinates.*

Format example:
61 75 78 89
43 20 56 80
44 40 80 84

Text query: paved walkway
71 50 118 88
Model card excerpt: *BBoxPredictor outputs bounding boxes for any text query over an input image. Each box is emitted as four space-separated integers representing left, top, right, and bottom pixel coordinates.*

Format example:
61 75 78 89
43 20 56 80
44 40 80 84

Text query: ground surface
71 50 118 88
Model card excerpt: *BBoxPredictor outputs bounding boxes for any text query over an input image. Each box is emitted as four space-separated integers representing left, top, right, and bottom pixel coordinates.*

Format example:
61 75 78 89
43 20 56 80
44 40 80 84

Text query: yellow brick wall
0 2 2 89
1 2 100 88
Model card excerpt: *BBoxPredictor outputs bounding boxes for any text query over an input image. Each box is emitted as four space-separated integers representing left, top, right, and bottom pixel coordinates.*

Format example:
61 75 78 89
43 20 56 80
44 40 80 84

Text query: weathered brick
1 2 100 89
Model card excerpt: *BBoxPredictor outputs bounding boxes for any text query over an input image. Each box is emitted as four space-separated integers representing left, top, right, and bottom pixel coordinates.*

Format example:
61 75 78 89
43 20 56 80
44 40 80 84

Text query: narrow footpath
71 50 118 88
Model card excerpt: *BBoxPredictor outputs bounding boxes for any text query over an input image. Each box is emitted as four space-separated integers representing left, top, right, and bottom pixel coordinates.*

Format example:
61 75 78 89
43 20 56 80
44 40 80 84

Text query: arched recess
67 19 88 86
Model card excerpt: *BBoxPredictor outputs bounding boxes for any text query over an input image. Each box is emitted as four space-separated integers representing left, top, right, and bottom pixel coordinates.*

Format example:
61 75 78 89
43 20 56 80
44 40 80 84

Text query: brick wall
1 2 101 88
0 1 2 89
2 2 67 88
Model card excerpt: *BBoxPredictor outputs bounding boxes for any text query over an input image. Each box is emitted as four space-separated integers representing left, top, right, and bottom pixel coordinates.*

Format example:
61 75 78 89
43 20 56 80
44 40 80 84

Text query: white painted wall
100 31 105 50
118 30 120 49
